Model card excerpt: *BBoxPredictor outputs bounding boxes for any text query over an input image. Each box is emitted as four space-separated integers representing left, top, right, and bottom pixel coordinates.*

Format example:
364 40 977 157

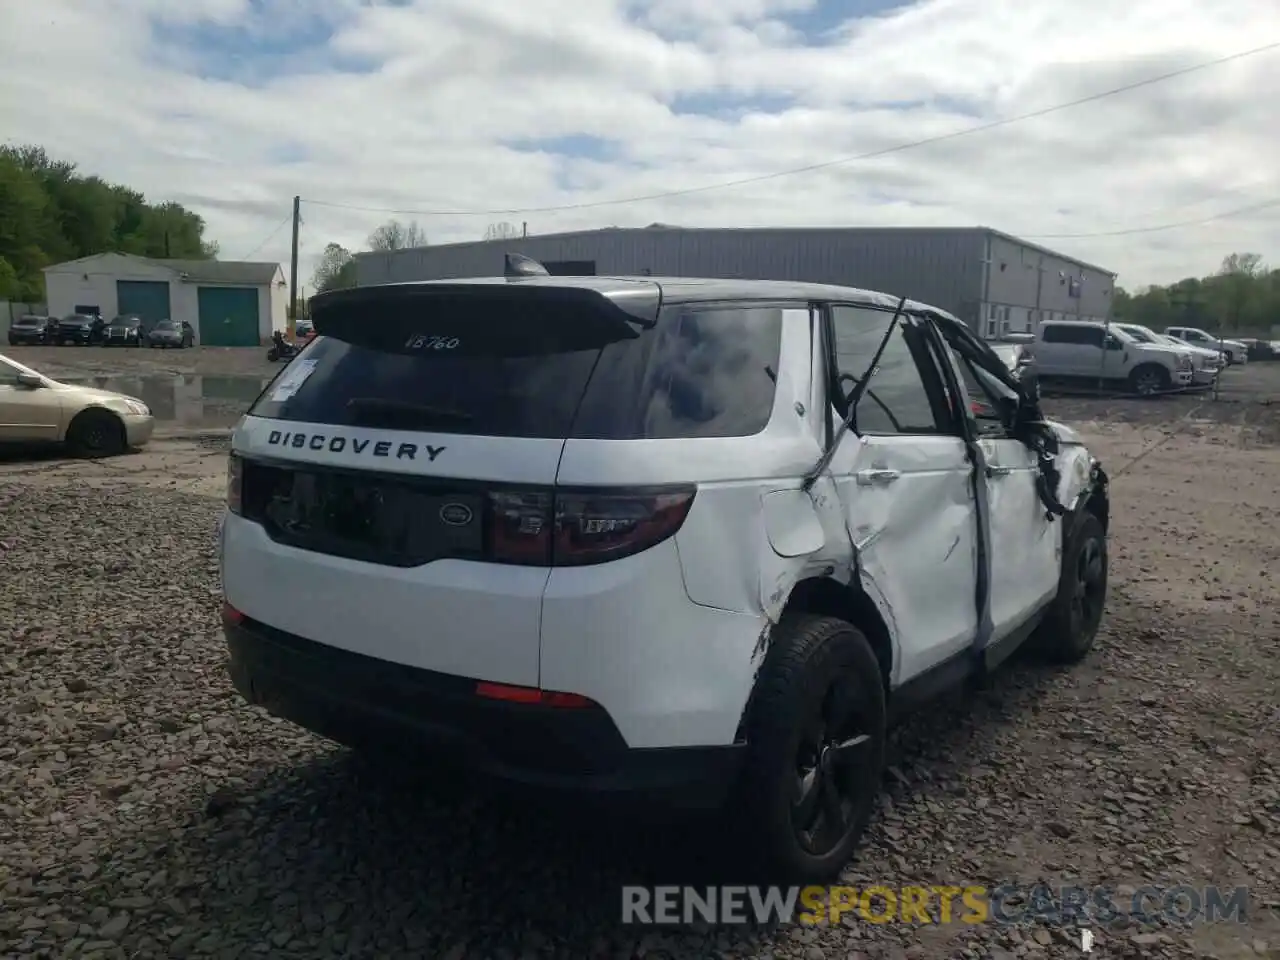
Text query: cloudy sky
2 0 1278 291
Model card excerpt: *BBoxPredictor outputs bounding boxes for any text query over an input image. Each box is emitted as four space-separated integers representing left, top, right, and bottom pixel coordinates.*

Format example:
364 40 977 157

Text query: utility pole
289 195 301 334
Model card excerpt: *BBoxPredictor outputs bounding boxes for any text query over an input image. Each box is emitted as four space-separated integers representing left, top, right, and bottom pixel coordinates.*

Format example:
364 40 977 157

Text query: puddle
58 374 270 428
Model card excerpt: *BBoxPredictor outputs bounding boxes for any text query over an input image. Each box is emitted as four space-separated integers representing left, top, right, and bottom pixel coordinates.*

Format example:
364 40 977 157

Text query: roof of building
42 252 280 285
354 224 1116 278
150 258 281 284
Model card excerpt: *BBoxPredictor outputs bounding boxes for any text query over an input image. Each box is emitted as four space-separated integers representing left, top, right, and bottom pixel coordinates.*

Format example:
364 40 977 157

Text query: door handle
986 465 1013 478
855 468 901 486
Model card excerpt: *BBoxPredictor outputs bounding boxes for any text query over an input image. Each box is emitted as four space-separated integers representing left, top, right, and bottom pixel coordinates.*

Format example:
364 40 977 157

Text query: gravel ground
1 359 1278 959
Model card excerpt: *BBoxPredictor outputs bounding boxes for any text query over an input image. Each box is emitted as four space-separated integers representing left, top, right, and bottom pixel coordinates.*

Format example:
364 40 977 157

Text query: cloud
1 0 1278 291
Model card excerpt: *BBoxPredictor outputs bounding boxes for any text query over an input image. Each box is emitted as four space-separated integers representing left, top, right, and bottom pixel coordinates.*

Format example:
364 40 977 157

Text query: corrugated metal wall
357 227 988 324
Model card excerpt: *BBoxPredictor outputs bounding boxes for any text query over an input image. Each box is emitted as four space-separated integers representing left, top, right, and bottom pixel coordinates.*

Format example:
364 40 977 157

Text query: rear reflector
222 601 244 625
475 681 595 708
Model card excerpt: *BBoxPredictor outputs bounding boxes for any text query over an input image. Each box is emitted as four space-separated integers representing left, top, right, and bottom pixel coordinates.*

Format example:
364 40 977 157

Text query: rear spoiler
310 282 657 357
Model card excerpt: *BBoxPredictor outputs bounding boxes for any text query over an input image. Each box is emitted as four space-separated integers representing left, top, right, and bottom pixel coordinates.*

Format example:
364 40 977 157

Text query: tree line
0 144 217 302
1114 253 1279 334
310 220 523 294
3 142 1272 333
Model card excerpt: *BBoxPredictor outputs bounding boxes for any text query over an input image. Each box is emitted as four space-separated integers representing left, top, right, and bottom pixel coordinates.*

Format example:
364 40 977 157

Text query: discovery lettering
266 430 445 461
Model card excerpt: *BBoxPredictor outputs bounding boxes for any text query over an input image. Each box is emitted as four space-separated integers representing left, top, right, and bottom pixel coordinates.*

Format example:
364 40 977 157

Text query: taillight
485 485 695 567
488 489 554 564
553 487 695 566
226 454 243 515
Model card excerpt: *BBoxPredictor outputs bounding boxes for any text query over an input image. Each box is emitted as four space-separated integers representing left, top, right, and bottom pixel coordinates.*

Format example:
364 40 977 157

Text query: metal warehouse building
43 253 289 346
356 226 1117 337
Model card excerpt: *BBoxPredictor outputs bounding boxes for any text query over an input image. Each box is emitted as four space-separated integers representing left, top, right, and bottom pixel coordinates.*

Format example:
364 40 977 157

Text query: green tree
0 144 216 301
312 242 357 293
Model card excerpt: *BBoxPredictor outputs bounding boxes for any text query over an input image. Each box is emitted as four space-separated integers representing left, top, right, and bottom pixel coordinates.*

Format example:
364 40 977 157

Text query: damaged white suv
220 257 1110 883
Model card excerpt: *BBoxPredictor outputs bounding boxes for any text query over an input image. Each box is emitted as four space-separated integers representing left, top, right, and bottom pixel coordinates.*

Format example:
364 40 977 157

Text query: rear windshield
249 303 784 440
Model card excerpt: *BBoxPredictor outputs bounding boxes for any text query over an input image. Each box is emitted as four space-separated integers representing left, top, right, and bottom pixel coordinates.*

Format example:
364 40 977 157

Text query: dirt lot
1 348 1277 960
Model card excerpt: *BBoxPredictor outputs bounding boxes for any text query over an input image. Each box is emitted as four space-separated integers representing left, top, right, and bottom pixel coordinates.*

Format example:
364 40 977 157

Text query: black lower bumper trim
224 616 743 809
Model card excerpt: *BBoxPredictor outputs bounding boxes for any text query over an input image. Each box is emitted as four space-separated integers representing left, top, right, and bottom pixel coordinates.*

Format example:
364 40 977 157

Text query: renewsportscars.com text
621 884 1249 926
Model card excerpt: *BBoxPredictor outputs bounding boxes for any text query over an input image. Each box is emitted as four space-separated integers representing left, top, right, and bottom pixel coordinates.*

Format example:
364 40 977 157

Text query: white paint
222 512 551 687
761 489 825 558
827 431 979 684
42 253 287 345
981 436 1061 641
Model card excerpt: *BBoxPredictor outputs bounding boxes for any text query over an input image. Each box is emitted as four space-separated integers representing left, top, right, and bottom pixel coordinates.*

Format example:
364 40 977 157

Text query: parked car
0 351 154 456
146 319 195 349
1113 322 1221 387
55 313 106 346
989 333 1037 379
1164 326 1248 365
7 314 57 346
220 262 1110 883
103 314 148 347
1236 338 1279 362
1035 320 1194 396
294 319 315 340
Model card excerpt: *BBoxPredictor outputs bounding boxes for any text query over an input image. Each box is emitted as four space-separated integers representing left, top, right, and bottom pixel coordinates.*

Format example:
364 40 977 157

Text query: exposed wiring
298 40 1280 218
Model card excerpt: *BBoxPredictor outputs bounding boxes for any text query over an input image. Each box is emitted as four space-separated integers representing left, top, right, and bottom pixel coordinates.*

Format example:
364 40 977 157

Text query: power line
1023 196 1280 239
299 39 1280 218
235 213 291 260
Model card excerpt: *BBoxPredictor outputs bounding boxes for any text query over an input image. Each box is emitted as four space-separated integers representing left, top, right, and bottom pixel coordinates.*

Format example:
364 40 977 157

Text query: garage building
43 253 288 346
355 225 1117 338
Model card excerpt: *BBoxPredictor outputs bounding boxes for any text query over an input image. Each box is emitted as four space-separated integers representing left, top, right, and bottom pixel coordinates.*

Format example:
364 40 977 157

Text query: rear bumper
7 330 45 343
223 612 744 809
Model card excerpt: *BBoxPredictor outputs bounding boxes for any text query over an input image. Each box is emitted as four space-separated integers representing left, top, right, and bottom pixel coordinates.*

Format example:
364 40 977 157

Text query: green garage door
197 286 260 346
116 280 171 325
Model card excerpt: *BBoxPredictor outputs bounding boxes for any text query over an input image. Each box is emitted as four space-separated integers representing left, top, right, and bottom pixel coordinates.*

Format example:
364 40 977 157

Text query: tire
267 348 279 362
1128 364 1169 396
65 409 126 459
733 615 887 884
1032 511 1107 664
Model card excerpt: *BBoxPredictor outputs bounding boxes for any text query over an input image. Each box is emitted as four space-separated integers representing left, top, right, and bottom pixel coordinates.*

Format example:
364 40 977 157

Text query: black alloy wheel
792 676 875 856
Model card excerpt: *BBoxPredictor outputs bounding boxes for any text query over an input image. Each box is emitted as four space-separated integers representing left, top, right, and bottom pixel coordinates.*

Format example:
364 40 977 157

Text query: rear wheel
734 615 886 883
66 409 126 459
1032 511 1107 664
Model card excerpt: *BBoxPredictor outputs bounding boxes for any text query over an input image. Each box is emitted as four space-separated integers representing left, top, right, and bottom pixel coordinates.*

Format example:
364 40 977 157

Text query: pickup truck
1035 320 1194 395
1164 326 1248 365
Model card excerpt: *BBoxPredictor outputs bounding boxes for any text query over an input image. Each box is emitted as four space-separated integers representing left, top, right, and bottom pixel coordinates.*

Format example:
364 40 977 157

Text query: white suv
1035 320 1194 395
1164 326 1248 365
221 260 1111 883
1114 322 1221 386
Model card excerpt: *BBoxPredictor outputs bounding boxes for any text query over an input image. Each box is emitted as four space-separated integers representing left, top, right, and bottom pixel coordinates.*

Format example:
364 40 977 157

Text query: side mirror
16 372 44 388
1105 336 1123 351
